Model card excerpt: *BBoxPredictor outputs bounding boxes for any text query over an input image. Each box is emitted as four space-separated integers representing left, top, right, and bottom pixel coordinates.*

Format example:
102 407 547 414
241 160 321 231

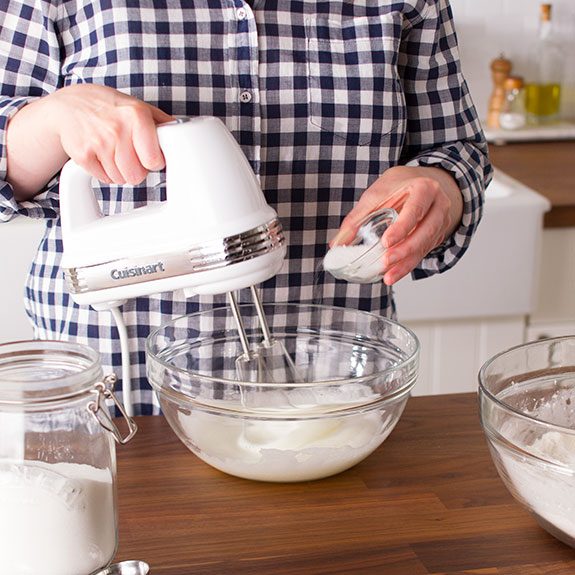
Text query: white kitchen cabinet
527 227 575 340
404 222 575 397
406 316 525 396
527 321 575 341
0 217 45 343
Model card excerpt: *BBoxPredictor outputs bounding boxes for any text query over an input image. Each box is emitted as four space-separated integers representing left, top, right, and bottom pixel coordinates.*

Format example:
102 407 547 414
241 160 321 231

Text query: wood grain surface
114 393 575 574
488 141 575 228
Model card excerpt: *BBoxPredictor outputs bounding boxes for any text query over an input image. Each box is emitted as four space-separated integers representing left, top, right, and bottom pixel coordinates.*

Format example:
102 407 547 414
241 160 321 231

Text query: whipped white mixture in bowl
169 393 403 482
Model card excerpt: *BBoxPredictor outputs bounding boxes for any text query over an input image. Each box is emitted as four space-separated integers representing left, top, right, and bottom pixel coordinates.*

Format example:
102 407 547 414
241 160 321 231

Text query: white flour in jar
0 460 116 575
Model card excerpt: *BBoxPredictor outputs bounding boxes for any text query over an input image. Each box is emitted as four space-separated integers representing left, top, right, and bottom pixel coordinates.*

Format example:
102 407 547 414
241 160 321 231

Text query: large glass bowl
146 303 419 482
479 336 575 547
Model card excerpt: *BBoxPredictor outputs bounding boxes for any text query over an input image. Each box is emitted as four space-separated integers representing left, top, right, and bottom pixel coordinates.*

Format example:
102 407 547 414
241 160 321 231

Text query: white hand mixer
59 117 291 415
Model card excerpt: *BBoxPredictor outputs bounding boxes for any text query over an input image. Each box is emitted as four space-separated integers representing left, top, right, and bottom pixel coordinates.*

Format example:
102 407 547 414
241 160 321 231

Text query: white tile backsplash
450 0 575 120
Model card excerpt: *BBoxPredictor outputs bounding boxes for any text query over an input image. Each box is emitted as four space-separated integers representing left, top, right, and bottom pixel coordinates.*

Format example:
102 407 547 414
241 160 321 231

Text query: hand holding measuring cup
325 166 464 285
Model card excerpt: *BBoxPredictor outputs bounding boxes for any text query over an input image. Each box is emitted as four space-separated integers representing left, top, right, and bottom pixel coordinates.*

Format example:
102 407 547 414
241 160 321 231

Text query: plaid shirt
0 0 491 415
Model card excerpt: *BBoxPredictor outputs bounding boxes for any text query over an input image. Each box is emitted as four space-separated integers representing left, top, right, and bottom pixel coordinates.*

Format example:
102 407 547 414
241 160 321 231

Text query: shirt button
240 91 252 103
236 7 248 20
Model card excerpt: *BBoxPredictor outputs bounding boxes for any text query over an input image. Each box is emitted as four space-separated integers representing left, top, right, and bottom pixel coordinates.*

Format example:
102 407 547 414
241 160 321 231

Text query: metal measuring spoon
95 560 150 575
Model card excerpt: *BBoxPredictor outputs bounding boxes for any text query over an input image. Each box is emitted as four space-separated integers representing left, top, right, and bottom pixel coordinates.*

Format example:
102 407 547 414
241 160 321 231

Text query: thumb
331 198 384 247
151 106 175 125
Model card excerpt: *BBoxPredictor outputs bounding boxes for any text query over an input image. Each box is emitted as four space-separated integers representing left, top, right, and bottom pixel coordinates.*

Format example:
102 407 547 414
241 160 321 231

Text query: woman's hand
331 165 463 286
7 84 173 199
50 84 173 184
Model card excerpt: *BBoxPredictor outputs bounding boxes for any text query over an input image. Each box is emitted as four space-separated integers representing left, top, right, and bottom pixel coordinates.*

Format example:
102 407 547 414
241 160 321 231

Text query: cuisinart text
110 262 166 280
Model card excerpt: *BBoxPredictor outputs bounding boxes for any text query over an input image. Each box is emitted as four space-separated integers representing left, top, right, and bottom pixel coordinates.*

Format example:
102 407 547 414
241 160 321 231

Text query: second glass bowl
479 336 575 547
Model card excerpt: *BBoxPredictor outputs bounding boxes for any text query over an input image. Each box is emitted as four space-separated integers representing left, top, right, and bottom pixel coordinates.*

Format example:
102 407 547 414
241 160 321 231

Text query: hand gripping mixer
59 117 293 415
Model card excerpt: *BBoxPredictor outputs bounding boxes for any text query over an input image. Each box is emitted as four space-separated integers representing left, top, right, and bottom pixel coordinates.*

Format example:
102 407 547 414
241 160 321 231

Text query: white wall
450 0 575 120
0 218 45 343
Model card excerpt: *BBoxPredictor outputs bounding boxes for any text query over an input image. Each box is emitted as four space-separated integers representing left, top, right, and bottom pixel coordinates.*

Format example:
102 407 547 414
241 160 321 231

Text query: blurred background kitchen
2 0 575 397
395 0 575 396
452 0 575 122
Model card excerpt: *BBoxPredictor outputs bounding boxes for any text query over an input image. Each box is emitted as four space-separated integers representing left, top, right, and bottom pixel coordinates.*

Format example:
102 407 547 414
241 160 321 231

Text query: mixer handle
57 120 182 233
57 120 175 234
59 117 272 240
59 160 104 236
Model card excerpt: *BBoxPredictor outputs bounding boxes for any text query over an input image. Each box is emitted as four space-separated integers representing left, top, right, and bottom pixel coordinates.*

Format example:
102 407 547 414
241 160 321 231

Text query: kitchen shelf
484 120 575 145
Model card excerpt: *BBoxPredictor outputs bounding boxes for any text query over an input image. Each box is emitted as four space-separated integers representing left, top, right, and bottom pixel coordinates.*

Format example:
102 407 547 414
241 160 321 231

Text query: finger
114 133 148 185
80 124 127 184
385 211 444 266
382 185 435 248
331 192 391 247
68 138 116 184
383 257 416 286
75 154 113 185
382 235 444 285
150 106 174 125
95 142 127 184
382 240 432 285
132 110 169 172
330 225 356 247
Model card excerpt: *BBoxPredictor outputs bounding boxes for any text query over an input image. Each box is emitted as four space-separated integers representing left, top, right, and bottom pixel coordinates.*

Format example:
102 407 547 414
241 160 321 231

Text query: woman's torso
27 0 415 412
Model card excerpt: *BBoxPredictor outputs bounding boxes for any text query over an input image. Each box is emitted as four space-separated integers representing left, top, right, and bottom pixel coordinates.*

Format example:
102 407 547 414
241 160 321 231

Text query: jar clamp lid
0 340 137 443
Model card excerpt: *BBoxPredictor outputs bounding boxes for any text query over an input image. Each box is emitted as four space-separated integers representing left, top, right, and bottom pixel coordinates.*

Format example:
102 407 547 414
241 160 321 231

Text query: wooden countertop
114 393 575 574
489 141 575 228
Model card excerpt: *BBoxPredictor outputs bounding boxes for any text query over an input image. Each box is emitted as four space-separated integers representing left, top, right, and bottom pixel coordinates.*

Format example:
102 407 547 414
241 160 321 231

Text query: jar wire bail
88 374 138 444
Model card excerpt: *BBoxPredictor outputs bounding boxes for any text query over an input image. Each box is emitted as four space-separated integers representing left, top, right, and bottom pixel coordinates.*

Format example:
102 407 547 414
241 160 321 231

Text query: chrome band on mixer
64 218 285 294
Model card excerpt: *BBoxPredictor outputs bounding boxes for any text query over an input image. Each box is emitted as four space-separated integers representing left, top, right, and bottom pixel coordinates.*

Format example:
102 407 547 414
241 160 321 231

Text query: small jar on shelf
499 76 527 130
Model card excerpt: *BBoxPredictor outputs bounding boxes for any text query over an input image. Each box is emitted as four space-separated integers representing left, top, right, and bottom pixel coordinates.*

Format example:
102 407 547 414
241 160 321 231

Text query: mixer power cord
108 305 134 418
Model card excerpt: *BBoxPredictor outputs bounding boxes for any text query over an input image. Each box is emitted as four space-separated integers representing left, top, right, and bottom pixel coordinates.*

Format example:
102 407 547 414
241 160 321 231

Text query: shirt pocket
305 14 404 146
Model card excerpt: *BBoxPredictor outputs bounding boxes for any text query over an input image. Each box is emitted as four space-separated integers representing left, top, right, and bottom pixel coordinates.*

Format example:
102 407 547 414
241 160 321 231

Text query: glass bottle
499 76 527 130
525 3 563 124
0 340 137 575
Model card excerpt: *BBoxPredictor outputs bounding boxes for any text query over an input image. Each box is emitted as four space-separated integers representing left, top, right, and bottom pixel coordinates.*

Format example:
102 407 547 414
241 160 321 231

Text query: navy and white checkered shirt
0 0 491 415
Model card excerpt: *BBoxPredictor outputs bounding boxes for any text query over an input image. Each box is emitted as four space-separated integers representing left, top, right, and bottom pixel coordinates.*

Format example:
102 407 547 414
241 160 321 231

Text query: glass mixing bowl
146 303 419 482
479 336 575 547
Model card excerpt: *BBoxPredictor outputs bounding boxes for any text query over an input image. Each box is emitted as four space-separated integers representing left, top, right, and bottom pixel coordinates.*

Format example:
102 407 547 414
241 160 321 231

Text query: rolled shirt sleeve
399 0 493 279
0 1 63 222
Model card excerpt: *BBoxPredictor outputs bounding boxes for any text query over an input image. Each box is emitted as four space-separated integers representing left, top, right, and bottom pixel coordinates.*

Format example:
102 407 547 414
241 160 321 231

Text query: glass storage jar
0 340 137 575
499 76 527 130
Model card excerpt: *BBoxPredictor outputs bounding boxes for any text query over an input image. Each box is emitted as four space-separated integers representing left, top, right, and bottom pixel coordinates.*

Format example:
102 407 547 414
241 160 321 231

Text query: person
0 0 492 415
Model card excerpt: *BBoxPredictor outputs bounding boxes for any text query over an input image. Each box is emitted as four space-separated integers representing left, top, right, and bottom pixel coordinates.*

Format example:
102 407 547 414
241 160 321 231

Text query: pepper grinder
487 54 513 129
